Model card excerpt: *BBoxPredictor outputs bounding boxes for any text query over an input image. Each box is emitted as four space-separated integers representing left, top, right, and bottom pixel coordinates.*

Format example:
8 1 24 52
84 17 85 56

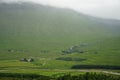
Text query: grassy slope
0 3 120 69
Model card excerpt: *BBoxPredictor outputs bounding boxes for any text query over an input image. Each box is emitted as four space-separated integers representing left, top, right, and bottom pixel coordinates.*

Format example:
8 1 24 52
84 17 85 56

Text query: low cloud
1 0 120 20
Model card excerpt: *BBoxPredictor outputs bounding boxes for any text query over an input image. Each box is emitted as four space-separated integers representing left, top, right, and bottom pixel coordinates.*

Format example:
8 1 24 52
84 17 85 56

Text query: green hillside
0 3 120 69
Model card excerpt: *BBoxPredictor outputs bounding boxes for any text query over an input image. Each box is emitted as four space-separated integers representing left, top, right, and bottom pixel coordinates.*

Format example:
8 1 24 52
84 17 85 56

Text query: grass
0 3 120 78
0 37 120 69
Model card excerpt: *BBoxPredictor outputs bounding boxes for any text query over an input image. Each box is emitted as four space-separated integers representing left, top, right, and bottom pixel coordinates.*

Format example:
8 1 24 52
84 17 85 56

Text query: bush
0 72 120 80
71 65 120 70
56 57 87 61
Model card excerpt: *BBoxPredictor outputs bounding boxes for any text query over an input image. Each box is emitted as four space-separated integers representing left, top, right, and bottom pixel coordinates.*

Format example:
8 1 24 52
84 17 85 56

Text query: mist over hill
0 2 120 60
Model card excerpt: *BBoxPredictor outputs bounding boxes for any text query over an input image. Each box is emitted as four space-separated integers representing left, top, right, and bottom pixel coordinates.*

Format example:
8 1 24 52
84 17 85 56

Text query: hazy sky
1 0 120 20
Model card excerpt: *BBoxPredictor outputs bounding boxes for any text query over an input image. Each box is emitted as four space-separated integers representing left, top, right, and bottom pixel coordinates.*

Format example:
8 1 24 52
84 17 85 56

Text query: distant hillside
0 2 120 62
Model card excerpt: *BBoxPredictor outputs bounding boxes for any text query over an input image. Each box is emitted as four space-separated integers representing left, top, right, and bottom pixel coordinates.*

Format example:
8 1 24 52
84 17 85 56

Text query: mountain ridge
0 2 120 21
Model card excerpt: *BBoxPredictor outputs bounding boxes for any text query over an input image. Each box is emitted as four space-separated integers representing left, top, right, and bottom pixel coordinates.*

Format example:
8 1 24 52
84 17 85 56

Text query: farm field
0 36 120 69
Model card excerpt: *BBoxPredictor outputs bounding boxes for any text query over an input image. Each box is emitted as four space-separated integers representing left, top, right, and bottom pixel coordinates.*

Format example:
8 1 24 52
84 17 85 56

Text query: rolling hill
0 2 120 69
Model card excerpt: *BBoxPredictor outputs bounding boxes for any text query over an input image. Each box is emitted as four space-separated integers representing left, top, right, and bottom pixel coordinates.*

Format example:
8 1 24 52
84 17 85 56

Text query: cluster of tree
56 72 120 80
71 65 120 70
20 58 34 62
61 46 83 54
8 49 15 53
0 73 50 80
56 57 87 61
0 72 119 80
62 43 87 54
40 50 49 53
8 49 29 53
